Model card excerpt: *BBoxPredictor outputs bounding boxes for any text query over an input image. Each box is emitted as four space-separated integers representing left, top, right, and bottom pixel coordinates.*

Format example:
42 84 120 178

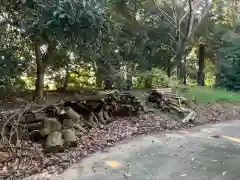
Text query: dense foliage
0 0 239 98
216 34 240 91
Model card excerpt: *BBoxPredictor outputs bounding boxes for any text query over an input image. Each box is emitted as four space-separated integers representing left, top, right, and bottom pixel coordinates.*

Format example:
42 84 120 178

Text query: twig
0 145 41 152
154 0 184 37
0 103 33 152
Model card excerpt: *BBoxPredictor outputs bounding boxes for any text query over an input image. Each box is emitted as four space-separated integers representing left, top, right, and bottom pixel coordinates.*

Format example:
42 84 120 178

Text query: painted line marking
105 161 121 168
179 130 191 134
222 136 240 143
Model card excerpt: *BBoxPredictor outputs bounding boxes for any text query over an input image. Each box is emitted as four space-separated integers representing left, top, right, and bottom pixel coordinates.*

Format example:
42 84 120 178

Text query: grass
177 86 240 104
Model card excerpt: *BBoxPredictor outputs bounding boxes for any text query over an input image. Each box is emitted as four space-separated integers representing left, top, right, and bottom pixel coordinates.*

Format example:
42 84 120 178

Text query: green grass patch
176 86 240 103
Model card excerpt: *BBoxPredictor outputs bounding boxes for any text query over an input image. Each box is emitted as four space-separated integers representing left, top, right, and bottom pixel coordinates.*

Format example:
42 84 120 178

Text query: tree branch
182 0 193 44
190 1 213 38
170 0 177 25
154 0 183 37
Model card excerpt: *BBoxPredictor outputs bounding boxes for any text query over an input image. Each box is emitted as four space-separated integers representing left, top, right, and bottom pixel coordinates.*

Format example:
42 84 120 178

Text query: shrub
216 33 240 91
133 68 178 88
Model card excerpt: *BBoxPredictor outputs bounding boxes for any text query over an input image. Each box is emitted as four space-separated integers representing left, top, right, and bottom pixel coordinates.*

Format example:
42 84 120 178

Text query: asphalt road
35 120 240 180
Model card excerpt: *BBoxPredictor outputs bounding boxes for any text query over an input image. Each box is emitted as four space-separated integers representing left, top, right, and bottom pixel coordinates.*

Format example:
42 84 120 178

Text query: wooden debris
0 151 10 163
40 118 61 137
147 88 195 122
64 107 81 122
182 111 196 123
96 110 107 124
63 129 77 147
0 90 146 153
45 131 63 153
114 92 144 116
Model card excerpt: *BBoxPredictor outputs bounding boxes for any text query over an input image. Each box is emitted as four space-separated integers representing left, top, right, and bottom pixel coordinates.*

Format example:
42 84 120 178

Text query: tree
1 0 235 94
216 33 240 91
197 43 205 86
154 0 212 81
0 13 31 92
1 0 110 102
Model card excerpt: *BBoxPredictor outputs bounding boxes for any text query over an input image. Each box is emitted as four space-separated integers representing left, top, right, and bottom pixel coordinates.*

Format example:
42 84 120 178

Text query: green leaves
216 33 240 91
0 48 27 89
16 0 108 50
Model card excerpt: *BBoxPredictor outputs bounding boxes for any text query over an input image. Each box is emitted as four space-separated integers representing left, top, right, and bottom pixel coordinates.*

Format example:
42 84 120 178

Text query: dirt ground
1 90 240 179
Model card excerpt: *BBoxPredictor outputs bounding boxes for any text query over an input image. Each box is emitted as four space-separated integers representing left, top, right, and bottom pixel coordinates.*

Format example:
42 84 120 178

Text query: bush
133 68 178 88
215 33 240 91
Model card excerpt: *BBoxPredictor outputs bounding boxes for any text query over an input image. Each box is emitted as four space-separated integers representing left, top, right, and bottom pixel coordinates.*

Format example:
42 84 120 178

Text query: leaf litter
1 102 240 179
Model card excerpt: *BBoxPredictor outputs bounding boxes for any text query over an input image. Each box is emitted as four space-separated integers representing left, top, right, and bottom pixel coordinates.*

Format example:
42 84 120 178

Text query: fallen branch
147 88 195 122
0 90 144 154
182 111 196 123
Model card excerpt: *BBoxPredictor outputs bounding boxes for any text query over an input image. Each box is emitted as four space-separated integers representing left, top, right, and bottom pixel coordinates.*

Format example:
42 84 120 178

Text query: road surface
40 120 240 180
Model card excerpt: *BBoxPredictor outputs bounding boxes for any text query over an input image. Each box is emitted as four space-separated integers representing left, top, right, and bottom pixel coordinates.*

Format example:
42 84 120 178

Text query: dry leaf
123 171 132 179
211 135 220 138
2 94 240 180
222 171 226 176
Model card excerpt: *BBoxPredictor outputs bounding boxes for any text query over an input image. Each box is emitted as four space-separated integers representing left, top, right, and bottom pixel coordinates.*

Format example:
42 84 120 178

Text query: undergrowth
177 86 240 103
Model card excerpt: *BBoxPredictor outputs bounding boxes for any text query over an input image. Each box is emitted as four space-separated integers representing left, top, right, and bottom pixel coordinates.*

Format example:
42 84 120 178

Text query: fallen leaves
195 103 240 124
123 171 132 179
1 102 239 179
0 118 138 179
222 171 227 176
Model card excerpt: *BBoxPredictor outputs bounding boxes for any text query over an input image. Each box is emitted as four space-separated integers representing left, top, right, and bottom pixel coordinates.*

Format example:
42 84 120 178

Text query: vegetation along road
2 0 240 179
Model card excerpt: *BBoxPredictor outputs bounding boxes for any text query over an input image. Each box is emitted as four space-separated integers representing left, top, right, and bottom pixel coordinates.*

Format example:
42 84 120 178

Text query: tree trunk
176 53 183 80
62 65 69 90
125 62 133 90
34 41 56 102
144 57 153 88
95 60 104 88
125 73 132 90
96 74 103 88
197 44 205 86
182 52 187 85
176 42 184 80
103 62 114 90
34 41 45 103
144 78 152 88
167 57 171 77
104 78 113 90
144 70 152 88
214 53 222 88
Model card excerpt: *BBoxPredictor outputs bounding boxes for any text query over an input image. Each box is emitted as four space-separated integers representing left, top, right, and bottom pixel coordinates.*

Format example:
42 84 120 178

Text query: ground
26 120 240 180
2 87 240 179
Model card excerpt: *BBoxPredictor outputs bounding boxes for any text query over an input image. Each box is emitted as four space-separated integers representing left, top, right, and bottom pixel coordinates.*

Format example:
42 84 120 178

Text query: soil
0 91 240 180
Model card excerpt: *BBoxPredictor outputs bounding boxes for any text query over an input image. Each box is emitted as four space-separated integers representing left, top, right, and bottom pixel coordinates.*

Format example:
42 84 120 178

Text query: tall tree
154 0 212 81
197 43 205 86
1 0 110 101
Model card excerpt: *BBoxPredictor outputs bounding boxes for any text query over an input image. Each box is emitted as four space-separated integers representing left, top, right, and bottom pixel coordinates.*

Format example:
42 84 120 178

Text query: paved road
50 121 240 180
